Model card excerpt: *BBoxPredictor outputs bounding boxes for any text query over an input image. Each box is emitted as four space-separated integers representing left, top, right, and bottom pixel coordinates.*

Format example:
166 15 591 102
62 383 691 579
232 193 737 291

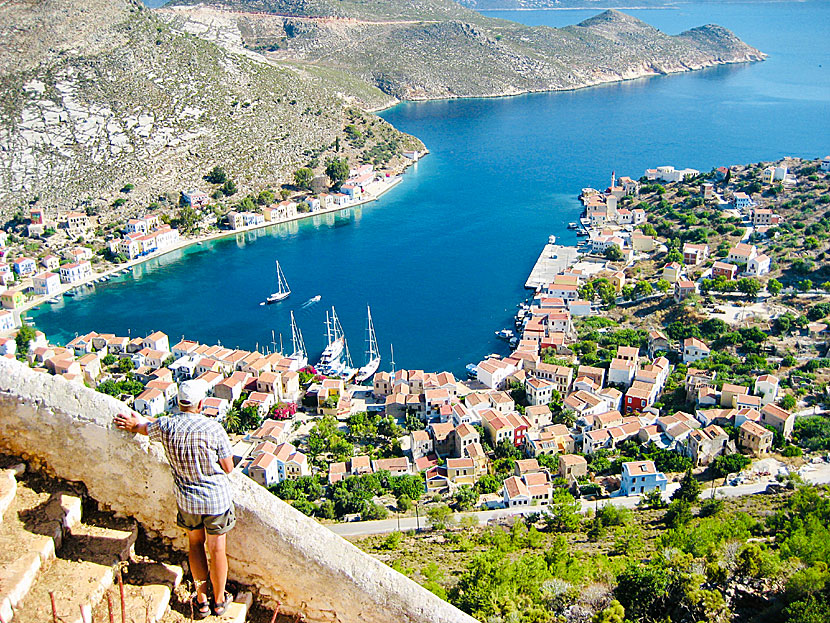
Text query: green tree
634 280 653 298
780 394 797 410
206 165 227 184
737 277 761 298
666 248 683 263
671 469 701 503
453 485 479 511
256 189 275 205
544 489 581 532
293 168 314 189
799 279 813 292
118 357 134 373
768 278 783 295
221 179 237 196
15 324 37 355
325 157 349 188
605 245 624 261
427 504 453 530
102 353 116 366
711 453 751 478
176 205 199 233
656 278 671 293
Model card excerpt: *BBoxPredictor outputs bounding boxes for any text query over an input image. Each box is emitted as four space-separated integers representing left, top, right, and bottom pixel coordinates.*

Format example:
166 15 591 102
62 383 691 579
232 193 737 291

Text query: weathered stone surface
0 358 478 623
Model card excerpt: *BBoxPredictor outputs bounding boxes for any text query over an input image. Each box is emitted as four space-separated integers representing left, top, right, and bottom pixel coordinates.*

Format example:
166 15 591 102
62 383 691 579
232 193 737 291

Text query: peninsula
0 0 762 215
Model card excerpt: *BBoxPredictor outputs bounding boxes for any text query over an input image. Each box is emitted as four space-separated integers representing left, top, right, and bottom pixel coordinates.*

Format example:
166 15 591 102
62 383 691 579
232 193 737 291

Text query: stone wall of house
0 358 477 623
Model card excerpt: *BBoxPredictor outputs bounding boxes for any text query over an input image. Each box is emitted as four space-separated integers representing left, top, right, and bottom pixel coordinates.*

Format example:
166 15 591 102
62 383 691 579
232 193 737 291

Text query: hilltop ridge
159 1 764 100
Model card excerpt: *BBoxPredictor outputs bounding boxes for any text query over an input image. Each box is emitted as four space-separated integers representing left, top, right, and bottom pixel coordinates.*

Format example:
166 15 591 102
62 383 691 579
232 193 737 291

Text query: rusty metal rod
50 591 58 623
107 592 115 623
117 571 126 623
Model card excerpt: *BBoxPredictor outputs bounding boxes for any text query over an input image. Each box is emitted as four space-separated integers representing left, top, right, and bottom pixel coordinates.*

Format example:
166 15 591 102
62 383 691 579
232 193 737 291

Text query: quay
524 237 579 289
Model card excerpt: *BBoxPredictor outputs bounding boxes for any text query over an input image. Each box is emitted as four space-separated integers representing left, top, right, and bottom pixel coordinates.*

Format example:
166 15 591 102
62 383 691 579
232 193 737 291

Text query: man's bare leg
187 529 211 605
206 533 229 604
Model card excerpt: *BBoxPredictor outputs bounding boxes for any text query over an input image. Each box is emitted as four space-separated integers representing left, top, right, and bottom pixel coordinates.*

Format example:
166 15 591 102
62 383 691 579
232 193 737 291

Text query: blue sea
32 1 830 376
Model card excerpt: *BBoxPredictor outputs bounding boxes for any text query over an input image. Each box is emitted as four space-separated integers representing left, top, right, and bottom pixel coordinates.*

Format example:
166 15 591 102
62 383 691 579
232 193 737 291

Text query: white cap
178 379 207 408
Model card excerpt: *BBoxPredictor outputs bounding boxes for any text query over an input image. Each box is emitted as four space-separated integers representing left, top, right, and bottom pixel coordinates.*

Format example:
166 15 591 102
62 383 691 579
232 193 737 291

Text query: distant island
0 0 762 214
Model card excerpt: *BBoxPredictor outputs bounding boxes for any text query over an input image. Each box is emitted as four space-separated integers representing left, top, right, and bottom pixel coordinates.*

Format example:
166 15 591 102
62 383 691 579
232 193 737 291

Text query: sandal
194 597 211 620
213 591 233 617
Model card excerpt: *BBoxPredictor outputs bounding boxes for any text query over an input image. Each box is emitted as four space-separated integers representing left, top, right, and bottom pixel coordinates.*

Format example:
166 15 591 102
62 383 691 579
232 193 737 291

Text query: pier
524 237 580 289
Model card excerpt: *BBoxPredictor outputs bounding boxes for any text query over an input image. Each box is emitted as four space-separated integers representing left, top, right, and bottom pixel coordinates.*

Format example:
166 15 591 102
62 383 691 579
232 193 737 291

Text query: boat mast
324 309 332 346
390 344 395 375
365 305 379 364
290 311 306 359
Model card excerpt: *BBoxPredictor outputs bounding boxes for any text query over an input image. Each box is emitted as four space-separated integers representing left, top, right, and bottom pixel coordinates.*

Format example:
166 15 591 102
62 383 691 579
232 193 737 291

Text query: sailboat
317 307 345 369
289 311 308 369
266 260 291 304
356 305 381 382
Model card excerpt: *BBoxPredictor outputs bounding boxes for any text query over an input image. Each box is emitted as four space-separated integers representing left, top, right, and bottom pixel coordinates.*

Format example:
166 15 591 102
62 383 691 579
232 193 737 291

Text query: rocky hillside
0 0 420 215
160 1 765 101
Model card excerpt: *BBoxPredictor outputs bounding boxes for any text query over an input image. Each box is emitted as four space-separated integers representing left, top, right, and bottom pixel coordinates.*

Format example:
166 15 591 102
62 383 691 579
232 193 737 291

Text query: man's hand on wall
114 412 152 436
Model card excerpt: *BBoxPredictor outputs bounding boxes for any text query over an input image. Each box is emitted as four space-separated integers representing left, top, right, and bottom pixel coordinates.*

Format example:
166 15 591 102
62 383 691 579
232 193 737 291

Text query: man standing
114 379 235 618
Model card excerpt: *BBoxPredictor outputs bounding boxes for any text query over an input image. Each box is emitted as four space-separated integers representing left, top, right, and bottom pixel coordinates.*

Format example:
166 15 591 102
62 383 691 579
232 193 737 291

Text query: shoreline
13 173 410 325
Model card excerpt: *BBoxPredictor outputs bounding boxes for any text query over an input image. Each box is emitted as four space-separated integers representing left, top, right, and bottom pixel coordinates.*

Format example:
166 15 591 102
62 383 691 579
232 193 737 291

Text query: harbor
524 236 580 290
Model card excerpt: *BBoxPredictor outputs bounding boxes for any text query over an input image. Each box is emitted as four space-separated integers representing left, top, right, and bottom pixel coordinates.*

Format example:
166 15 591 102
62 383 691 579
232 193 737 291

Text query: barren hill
160 1 765 100
0 0 420 214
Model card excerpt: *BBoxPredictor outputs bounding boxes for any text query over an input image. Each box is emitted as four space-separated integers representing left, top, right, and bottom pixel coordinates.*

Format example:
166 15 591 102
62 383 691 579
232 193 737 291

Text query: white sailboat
266 260 291 304
289 311 307 369
356 305 381 382
317 307 345 370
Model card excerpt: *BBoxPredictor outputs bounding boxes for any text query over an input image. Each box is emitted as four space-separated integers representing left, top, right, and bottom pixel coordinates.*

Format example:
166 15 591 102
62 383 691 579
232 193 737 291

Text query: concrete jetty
525 237 580 289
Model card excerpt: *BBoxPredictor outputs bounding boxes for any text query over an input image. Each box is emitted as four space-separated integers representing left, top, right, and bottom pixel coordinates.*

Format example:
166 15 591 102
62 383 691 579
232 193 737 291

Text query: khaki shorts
176 503 236 535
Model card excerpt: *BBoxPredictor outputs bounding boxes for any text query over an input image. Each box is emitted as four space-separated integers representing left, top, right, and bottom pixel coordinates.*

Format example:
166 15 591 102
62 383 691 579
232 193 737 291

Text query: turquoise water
32 1 830 376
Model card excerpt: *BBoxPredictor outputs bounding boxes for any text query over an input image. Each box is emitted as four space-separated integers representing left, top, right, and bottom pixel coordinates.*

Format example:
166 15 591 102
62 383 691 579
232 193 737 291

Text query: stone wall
0 359 478 623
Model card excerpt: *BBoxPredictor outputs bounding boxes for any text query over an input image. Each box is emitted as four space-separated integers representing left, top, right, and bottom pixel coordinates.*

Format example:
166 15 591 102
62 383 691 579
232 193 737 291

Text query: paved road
327 463 830 537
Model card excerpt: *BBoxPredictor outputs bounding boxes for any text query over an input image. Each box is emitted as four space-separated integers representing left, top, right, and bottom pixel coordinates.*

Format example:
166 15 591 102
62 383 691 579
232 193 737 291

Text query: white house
745 254 770 277
682 338 711 364
608 358 636 387
821 156 830 172
59 261 92 284
133 387 167 417
733 192 754 209
32 272 61 296
476 357 519 390
754 375 780 406
0 310 15 332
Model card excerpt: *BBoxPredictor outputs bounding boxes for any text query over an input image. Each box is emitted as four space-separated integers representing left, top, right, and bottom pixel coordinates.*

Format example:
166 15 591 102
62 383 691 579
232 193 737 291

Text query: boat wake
301 295 322 309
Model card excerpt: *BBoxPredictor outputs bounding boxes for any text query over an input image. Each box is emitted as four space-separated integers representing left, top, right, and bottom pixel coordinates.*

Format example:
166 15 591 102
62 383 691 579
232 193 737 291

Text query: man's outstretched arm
114 412 155 436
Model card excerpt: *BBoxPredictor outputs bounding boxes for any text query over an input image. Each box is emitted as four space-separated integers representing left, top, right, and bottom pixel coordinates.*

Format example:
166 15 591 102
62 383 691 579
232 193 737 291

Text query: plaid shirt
148 414 233 515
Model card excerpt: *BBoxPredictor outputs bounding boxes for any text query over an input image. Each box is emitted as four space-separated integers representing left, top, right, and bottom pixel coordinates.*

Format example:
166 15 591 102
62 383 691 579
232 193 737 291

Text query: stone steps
91 560 184 623
0 467 82 623
10 518 137 623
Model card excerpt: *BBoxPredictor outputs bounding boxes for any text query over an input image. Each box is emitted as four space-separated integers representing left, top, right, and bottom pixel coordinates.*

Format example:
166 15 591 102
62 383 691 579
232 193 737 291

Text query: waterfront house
682 338 710 364
619 460 667 496
143 331 170 354
712 261 738 280
475 357 519 390
13 257 36 276
32 272 60 296
738 420 773 455
1 289 25 310
59 261 92 284
0 310 14 332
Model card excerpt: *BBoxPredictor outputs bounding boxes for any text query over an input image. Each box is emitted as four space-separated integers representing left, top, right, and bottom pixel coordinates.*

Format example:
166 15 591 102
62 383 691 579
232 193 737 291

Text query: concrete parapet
0 358 478 623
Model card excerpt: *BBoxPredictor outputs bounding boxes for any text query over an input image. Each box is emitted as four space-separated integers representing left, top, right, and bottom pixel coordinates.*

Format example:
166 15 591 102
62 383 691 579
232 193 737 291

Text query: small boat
301 295 322 309
495 329 514 340
355 305 381 383
577 230 588 237
265 260 291 304
509 337 518 348
567 222 578 230
465 363 478 379
64 291 76 298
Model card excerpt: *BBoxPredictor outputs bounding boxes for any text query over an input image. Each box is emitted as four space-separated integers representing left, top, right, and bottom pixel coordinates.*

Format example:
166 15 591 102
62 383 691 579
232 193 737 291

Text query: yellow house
609 271 626 294
662 262 682 284
1 289 25 310
446 458 476 486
